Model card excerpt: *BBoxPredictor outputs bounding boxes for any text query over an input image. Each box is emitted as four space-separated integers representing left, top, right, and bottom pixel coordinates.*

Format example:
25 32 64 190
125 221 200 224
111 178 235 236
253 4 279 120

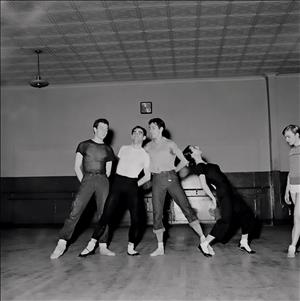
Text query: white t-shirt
116 145 150 178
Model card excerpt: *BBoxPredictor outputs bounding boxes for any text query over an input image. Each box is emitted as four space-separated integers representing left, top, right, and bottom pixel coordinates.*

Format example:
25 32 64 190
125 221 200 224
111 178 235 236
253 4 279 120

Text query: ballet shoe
50 239 67 260
287 245 296 258
150 248 164 256
238 243 256 254
127 251 140 256
78 247 95 258
207 244 215 256
198 243 212 257
99 246 116 256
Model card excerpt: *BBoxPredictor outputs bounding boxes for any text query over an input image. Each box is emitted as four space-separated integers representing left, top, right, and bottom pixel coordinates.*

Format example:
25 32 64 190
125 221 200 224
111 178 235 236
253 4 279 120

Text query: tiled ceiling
1 0 300 87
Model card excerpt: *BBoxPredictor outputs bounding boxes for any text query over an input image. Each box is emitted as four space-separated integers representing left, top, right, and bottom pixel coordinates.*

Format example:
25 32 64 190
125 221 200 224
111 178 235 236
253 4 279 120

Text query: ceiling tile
1 0 299 87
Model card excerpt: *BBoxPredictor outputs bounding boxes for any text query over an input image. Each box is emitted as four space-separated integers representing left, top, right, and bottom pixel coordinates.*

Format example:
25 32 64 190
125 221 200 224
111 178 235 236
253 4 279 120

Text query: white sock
241 234 248 241
89 238 97 248
80 238 97 255
128 242 138 255
287 245 296 258
58 239 67 245
200 235 206 244
128 242 134 251
207 244 215 256
289 245 296 251
288 245 296 253
201 239 208 247
150 242 164 256
240 238 252 252
99 243 115 256
200 240 210 254
50 239 67 259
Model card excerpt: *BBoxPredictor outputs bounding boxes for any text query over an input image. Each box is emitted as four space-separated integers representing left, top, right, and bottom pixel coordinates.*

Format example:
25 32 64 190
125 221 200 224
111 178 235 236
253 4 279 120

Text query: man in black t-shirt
50 118 115 259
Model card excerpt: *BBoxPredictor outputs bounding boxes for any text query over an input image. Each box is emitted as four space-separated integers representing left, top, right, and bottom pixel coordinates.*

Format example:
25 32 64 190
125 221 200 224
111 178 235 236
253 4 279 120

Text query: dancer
50 118 115 259
183 145 256 256
79 126 151 257
145 118 207 256
282 124 300 258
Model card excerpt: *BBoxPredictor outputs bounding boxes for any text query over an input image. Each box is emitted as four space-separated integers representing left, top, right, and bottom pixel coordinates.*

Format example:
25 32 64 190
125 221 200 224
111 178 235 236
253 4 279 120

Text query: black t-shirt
76 139 115 173
191 163 231 194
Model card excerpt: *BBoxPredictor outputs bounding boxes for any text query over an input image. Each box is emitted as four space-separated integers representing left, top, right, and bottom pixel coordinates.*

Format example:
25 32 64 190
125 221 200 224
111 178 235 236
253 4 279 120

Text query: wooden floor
1 224 299 301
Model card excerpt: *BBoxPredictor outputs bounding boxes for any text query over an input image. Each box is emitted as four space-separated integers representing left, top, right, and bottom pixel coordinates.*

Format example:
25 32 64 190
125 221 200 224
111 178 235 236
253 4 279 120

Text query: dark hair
282 124 300 136
131 125 147 136
148 118 166 130
183 145 196 166
93 118 109 129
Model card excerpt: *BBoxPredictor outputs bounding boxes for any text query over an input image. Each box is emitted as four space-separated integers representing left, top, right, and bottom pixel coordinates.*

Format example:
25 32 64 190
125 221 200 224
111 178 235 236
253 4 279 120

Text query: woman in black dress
183 145 256 256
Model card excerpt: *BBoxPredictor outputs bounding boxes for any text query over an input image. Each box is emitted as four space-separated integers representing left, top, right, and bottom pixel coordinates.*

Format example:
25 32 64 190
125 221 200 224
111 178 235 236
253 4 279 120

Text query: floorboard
1 224 299 301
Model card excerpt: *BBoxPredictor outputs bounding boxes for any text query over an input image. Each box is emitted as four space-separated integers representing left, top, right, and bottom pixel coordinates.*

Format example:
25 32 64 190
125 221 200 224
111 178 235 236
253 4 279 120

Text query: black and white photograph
1 1 299 301
140 102 152 114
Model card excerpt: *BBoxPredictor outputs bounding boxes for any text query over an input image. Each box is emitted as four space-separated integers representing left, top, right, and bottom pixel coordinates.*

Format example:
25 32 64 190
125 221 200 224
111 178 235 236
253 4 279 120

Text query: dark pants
59 173 109 242
210 190 255 242
92 175 141 245
152 170 198 233
233 198 255 235
210 193 232 241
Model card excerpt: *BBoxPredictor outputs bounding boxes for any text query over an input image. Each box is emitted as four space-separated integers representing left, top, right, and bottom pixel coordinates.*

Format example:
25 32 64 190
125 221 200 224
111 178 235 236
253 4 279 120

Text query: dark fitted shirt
191 163 231 196
193 163 252 214
76 139 115 174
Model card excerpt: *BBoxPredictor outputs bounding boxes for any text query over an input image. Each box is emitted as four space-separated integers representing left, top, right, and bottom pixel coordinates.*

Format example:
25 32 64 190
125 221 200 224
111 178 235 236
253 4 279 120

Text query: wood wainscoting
0 171 291 226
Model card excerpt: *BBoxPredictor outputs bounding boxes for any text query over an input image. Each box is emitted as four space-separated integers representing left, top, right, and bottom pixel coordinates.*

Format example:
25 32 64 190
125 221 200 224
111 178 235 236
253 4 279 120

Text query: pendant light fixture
30 49 49 88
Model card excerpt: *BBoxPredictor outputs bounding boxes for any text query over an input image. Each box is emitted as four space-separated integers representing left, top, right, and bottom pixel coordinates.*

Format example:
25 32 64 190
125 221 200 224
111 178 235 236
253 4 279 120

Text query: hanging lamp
30 49 49 88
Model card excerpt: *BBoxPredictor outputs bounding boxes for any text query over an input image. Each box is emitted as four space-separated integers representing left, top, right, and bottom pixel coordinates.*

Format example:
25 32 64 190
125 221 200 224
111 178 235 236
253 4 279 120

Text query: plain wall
1 75 298 177
274 74 300 171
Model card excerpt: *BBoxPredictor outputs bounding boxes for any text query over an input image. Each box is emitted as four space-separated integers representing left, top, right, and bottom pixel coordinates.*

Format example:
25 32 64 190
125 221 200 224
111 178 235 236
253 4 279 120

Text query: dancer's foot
127 250 140 256
79 240 97 257
127 242 140 256
150 247 164 257
239 242 256 254
198 242 212 257
99 243 116 256
207 244 215 256
50 239 67 259
287 245 296 258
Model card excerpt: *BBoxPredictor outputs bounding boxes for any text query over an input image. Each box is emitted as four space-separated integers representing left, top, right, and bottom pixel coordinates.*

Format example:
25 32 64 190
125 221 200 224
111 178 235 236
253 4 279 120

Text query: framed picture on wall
140 101 152 114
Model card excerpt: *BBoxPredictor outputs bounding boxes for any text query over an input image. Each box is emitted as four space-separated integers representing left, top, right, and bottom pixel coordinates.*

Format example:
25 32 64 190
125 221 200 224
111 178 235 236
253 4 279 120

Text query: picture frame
140 101 152 114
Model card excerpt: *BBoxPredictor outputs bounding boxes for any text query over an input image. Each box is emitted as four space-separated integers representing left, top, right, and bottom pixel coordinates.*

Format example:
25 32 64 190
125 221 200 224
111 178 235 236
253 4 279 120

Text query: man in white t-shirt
79 126 151 257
